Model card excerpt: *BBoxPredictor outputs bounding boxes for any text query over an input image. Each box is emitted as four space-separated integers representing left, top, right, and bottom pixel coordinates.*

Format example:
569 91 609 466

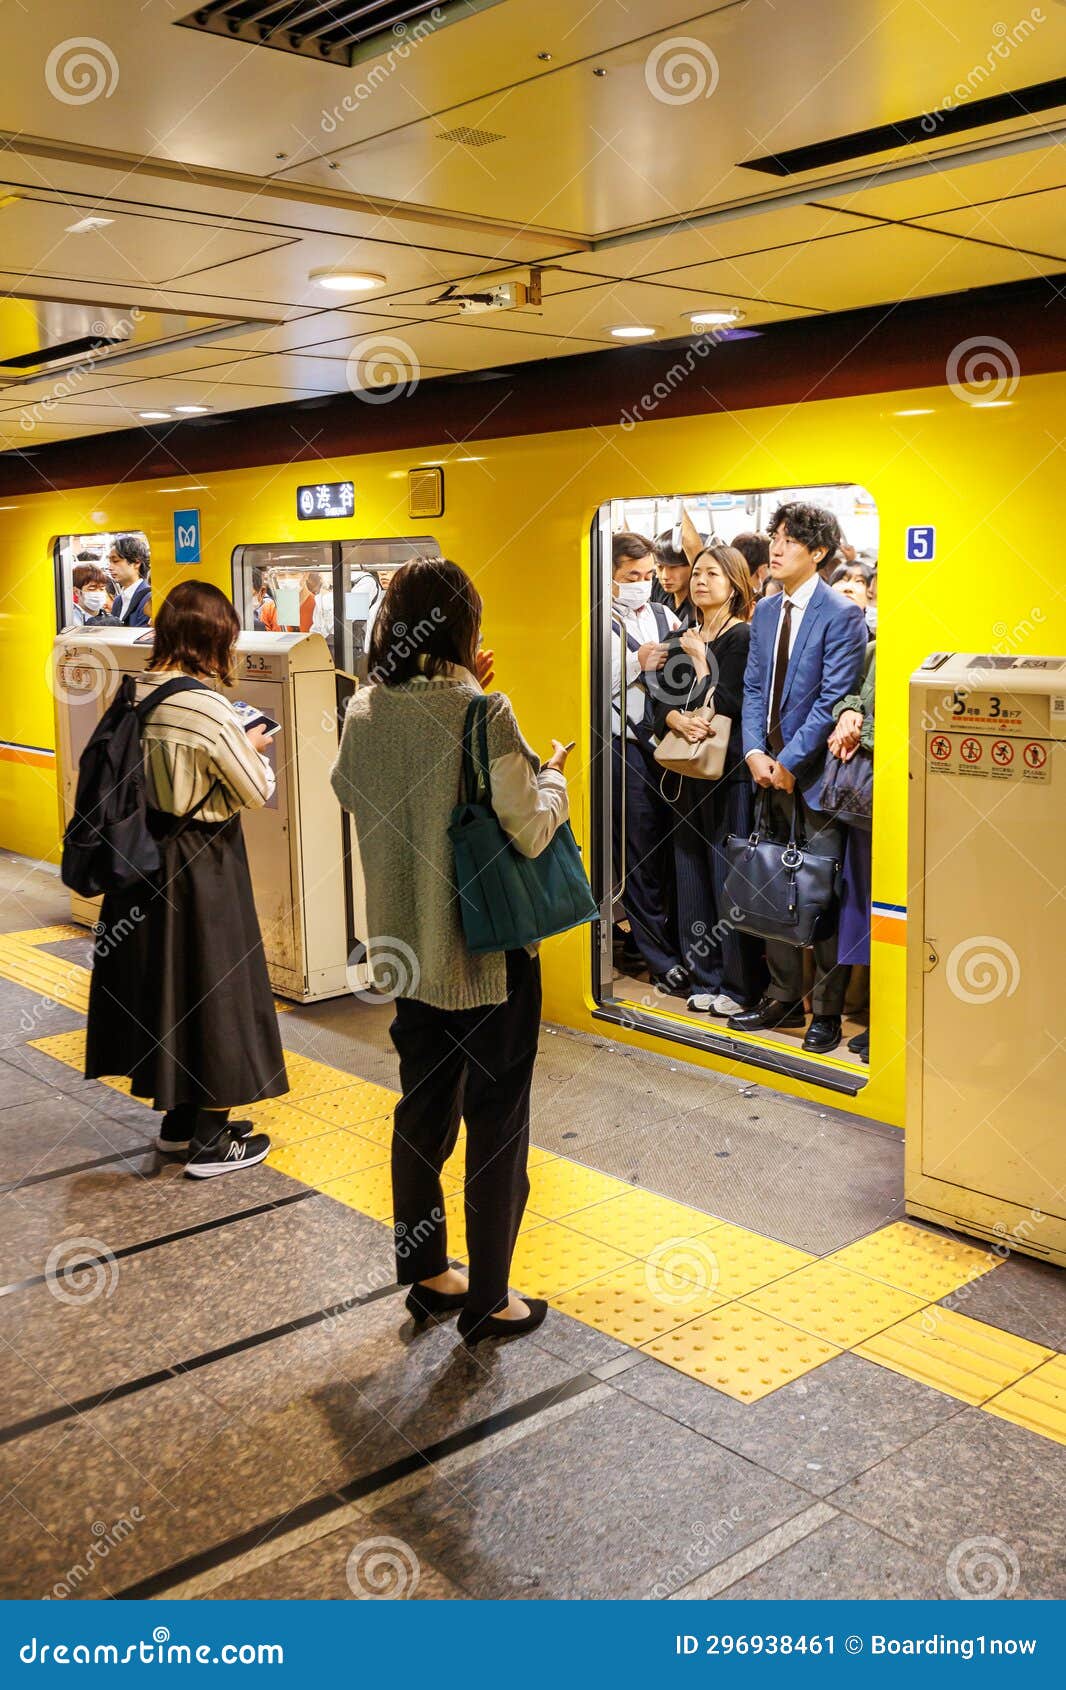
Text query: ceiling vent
177 0 508 68
436 125 505 148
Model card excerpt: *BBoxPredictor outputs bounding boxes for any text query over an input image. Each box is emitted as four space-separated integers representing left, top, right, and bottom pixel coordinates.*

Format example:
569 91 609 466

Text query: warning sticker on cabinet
927 733 1051 783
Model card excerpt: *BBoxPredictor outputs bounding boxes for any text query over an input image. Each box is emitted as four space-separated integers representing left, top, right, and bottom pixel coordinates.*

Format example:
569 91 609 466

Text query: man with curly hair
731 502 867 1053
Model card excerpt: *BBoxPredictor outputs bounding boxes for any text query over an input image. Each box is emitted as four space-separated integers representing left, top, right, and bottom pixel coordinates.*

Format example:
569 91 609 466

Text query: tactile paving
526 1158 633 1219
273 1054 359 1099
566 1188 721 1255
828 1221 997 1300
436 1190 548 1262
556 1260 728 1345
7 924 86 945
664 1220 813 1300
324 1163 463 1224
985 1353 1066 1446
0 939 90 1011
506 1222 635 1299
643 1305 840 1401
290 1079 399 1128
856 1305 1054 1405
240 1100 337 1146
744 1260 928 1348
29 1029 88 1065
267 1129 387 1186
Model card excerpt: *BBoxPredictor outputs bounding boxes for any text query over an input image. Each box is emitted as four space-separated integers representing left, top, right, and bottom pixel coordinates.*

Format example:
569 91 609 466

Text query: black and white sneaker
184 1130 271 1179
157 1117 255 1154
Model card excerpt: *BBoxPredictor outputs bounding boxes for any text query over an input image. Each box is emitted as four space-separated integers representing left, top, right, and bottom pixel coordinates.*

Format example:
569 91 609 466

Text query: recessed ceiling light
609 324 657 339
138 411 171 421
66 215 114 234
894 407 934 416
173 405 211 414
687 308 745 328
309 268 386 292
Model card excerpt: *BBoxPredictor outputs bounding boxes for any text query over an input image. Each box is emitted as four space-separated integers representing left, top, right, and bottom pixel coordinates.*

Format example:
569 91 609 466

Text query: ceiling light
609 324 657 340
894 407 934 416
309 268 386 292
66 215 114 234
173 405 211 414
687 308 745 328
138 411 171 421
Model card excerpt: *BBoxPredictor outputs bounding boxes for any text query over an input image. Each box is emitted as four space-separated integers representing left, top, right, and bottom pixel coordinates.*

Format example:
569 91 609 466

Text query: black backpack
61 675 209 897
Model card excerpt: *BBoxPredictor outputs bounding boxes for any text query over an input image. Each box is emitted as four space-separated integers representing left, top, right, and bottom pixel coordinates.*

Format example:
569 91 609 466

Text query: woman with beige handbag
649 546 768 1017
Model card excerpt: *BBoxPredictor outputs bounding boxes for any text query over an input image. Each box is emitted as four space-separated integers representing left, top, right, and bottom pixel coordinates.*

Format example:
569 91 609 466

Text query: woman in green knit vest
331 557 573 1345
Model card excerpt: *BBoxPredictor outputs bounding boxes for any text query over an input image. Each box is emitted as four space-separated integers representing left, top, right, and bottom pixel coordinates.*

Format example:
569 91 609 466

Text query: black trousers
389 949 541 1319
761 787 847 1016
673 777 767 1005
611 736 679 978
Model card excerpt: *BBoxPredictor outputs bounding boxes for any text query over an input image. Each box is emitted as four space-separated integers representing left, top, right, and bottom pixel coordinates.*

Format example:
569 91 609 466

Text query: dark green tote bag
448 696 599 956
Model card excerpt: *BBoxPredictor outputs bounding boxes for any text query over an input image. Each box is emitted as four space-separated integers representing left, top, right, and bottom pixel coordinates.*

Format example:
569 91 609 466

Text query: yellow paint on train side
2 372 1063 1128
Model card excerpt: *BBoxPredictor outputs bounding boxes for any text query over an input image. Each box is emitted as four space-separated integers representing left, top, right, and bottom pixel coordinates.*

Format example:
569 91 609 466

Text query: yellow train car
2 340 1063 1133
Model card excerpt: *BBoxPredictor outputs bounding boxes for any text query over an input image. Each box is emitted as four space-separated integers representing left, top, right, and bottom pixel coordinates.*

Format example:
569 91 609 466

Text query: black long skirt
85 812 289 1111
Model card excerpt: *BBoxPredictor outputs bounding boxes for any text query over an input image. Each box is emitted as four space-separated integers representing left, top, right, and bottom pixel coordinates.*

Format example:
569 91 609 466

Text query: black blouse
649 620 752 780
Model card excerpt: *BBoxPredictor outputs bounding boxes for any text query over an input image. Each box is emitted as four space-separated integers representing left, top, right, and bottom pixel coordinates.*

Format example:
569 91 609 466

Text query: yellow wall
3 371 1063 1127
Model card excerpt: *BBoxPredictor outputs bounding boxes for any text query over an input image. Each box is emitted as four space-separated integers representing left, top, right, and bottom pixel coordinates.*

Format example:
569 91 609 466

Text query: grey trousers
760 787 847 1016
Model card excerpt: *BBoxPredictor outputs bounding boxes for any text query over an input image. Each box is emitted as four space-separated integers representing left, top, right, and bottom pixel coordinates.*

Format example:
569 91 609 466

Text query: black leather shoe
848 1029 870 1061
457 1298 548 1346
652 965 690 995
803 1015 843 1054
727 996 805 1032
405 1283 467 1323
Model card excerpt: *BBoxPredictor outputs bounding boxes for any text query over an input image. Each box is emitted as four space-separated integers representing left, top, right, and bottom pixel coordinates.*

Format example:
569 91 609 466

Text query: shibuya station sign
297 481 354 520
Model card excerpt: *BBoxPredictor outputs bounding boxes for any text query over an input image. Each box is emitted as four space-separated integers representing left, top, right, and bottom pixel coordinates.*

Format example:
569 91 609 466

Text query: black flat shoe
848 1029 870 1061
728 995 805 1032
405 1284 467 1323
652 965 690 995
457 1299 548 1346
803 1015 843 1054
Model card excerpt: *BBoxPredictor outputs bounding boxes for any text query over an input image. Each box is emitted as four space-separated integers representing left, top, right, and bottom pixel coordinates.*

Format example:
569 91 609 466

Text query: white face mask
81 590 107 613
615 579 652 610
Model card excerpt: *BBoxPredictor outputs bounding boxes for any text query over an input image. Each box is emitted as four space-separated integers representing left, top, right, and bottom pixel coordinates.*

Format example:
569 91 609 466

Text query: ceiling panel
913 186 1066 262
809 139 1066 224
489 277 819 341
289 317 610 372
186 309 420 356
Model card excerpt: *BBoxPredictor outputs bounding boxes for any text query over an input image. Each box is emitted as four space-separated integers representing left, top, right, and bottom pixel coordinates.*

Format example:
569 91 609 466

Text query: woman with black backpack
83 581 288 1175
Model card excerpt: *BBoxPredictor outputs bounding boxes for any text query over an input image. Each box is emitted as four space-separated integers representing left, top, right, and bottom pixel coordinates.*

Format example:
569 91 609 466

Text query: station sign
297 481 354 520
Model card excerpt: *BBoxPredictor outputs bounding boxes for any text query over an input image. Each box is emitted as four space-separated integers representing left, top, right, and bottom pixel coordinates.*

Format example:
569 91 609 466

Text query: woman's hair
151 580 241 685
368 556 481 685
693 544 756 622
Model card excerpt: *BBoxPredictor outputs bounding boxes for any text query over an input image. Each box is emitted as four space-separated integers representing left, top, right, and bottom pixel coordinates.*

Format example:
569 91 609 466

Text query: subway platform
1 848 1064 1603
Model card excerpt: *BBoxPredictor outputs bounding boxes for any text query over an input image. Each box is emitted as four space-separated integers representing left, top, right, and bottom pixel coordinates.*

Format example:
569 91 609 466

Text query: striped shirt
134 669 274 822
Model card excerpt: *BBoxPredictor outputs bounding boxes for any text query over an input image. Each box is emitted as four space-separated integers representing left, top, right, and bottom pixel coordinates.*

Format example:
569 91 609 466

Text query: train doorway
590 486 878 1097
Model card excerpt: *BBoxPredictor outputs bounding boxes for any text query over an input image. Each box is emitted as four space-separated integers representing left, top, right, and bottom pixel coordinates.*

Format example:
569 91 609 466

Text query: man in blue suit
728 504 867 1053
108 534 152 627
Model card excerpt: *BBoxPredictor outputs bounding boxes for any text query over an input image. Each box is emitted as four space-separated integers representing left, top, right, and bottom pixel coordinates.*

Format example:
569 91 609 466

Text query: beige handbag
653 681 732 795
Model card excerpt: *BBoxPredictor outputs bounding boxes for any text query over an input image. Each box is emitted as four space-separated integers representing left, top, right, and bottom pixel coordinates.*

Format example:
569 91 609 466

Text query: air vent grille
436 125 505 148
177 0 508 68
408 466 444 520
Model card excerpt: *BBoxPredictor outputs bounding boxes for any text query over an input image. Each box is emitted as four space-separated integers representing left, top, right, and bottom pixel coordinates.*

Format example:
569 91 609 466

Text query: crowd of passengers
79 514 875 1348
610 503 876 1060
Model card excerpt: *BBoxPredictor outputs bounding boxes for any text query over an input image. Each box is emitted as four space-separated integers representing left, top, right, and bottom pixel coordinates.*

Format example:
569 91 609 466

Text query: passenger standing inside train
651 546 766 1015
827 641 876 1063
108 535 152 626
831 560 877 639
610 531 688 992
730 531 771 597
251 566 279 631
85 581 288 1174
299 569 323 633
71 566 120 627
331 557 571 1344
652 533 696 627
730 503 867 1053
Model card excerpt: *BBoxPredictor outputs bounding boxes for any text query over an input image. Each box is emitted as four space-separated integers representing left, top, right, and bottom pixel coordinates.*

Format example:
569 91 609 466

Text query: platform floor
1 849 1064 1602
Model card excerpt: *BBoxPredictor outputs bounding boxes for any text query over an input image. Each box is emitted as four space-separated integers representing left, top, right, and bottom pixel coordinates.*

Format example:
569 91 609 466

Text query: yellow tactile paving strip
0 935 91 1013
13 925 1066 1436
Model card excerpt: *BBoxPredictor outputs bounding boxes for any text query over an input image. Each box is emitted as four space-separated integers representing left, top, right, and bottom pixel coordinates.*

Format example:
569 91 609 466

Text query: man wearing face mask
72 566 120 628
610 531 687 993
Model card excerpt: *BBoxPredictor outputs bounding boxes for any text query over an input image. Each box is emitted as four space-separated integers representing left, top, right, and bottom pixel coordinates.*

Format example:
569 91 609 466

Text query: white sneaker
712 993 744 1016
686 993 714 1013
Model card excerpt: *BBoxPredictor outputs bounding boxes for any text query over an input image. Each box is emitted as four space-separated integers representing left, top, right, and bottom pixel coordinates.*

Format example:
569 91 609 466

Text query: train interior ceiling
3 0 1066 1609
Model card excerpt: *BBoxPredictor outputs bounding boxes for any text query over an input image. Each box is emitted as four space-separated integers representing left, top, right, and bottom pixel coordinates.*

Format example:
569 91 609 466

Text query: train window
591 484 879 1096
232 536 438 679
53 530 152 632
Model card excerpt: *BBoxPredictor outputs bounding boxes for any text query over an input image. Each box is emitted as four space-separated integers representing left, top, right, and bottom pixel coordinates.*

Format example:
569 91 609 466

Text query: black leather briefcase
723 794 840 946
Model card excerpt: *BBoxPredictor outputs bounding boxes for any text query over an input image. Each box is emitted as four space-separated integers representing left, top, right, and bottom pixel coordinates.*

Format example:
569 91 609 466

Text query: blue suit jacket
120 580 152 628
741 579 867 805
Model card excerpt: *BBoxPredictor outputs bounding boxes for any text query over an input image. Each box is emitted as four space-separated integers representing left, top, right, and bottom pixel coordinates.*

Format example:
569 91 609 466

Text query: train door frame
52 530 151 632
588 498 870 1100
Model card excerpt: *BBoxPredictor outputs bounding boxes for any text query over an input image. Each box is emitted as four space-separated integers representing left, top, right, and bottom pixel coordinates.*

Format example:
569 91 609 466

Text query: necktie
768 598 793 754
